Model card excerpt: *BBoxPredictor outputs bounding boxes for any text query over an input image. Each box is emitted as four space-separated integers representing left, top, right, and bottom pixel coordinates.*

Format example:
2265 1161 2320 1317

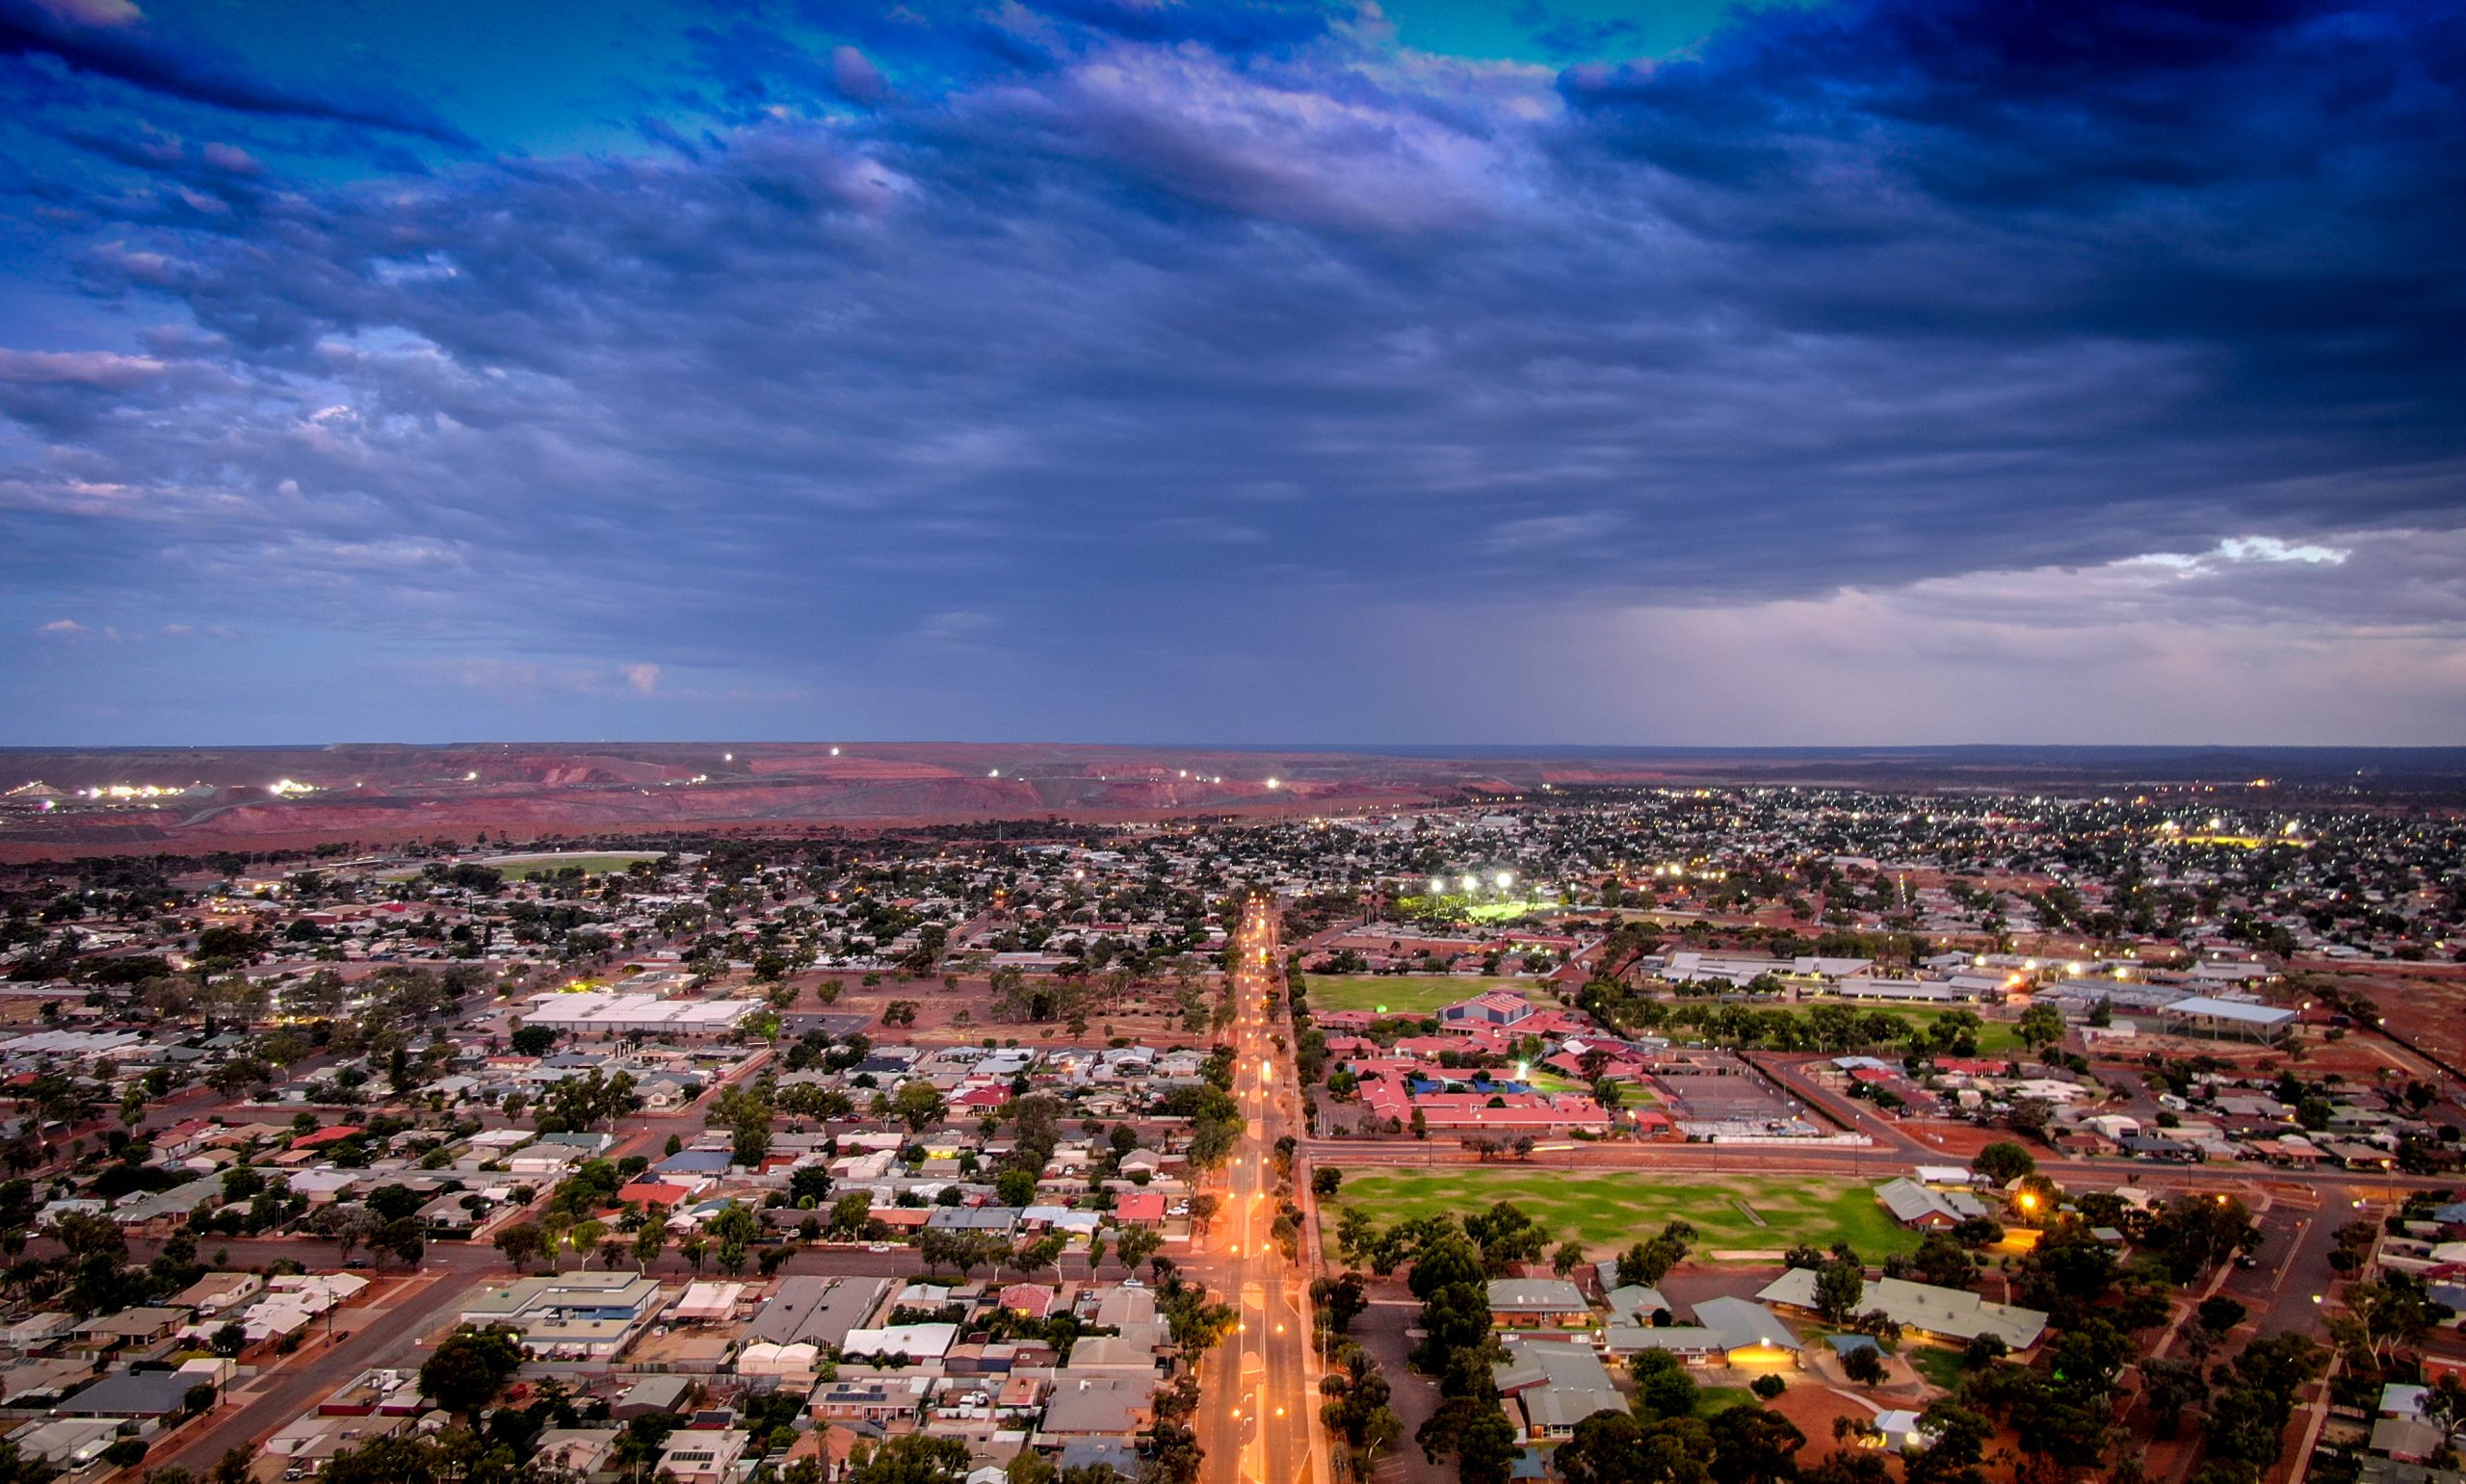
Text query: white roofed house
656 1428 748 1484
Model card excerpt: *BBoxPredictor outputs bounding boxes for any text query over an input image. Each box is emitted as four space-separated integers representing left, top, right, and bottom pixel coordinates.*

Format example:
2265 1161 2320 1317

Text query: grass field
479 851 667 880
1666 1003 2026 1056
1304 976 1540 1016
1326 1169 1919 1260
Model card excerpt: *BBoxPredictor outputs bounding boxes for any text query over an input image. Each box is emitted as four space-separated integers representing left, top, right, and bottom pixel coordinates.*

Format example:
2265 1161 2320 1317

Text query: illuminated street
1197 898 1321 1484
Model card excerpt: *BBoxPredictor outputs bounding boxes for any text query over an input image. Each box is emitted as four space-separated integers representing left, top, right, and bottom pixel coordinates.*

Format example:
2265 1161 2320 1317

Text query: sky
1 0 2461 746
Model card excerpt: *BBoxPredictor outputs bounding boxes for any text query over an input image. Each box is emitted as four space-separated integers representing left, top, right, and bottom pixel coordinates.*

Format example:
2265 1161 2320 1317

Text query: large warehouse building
520 991 757 1037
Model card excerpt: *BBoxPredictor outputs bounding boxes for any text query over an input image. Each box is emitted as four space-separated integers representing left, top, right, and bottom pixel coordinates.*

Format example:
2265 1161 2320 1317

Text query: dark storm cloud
0 0 474 146
1 0 2462 741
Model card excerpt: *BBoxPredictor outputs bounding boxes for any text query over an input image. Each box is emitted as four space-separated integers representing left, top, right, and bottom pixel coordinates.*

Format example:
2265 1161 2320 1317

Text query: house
744 1277 892 1352
1039 1377 1154 1439
58 1367 199 1419
12 1419 123 1470
615 1376 699 1421
535 1428 623 1474
809 1376 930 1425
657 1427 749 1484
839 1323 958 1365
74 1308 189 1345
1114 1192 1168 1228
1055 1440 1141 1484
170 1272 264 1315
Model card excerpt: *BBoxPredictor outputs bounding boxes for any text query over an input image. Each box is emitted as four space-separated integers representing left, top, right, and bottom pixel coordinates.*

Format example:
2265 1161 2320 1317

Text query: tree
1188 1192 1221 1237
1631 1349 1699 1420
568 1218 609 1270
510 1025 558 1056
1456 1409 1521 1484
1315 1272 1370 1334
2144 1193 2259 1282
2138 1356 2206 1438
1707 1404 1805 1484
375 1216 425 1269
1841 1345 1886 1386
731 1106 773 1168
419 1324 525 1419
633 1219 669 1272
846 1436 971 1484
2016 1004 2065 1053
1556 1411 1647 1484
1904 1232 1979 1290
1615 1221 1694 1287
208 1446 255 1484
2202 1332 2326 1478
493 1220 545 1269
366 1184 424 1224
1115 1224 1164 1275
891 1080 946 1133
996 1167 1038 1209
1974 1141 2035 1185
828 1191 874 1238
1814 1253 1866 1324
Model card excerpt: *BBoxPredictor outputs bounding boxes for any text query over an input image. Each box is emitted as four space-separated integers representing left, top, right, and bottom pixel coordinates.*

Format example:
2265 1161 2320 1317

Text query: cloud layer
1 0 2462 742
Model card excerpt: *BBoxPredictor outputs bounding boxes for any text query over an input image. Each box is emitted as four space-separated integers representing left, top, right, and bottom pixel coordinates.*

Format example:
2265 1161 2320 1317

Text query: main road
1196 898 1321 1484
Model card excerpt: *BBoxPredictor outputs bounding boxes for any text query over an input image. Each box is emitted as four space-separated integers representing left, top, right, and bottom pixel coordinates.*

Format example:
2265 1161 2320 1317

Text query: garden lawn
1325 1168 1920 1260
1304 976 1536 1016
1693 1387 1755 1417
1906 1345 1966 1393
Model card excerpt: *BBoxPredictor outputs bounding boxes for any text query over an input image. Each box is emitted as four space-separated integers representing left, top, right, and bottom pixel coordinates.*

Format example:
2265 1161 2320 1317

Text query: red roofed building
1357 1079 1609 1134
619 1181 695 1210
1115 1191 1168 1227
1000 1284 1056 1317
289 1124 365 1150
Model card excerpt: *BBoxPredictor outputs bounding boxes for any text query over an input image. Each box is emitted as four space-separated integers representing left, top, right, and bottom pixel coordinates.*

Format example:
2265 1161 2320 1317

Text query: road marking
2270 1217 2310 1294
